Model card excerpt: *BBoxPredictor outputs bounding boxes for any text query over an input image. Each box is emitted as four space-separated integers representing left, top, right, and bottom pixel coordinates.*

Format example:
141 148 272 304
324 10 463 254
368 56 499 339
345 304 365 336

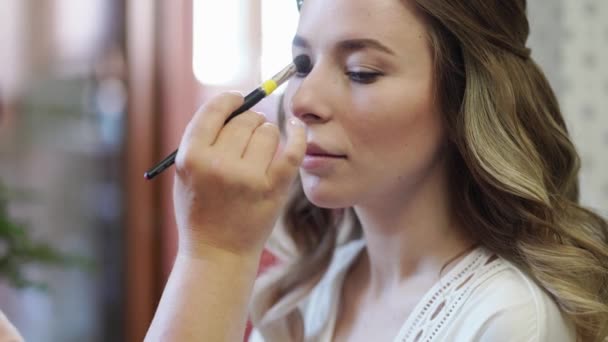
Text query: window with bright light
54 0 107 63
261 0 299 85
193 0 299 87
193 0 248 85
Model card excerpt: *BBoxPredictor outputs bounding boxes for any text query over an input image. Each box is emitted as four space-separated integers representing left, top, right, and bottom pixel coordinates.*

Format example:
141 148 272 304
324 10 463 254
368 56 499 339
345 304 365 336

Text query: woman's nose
288 65 334 125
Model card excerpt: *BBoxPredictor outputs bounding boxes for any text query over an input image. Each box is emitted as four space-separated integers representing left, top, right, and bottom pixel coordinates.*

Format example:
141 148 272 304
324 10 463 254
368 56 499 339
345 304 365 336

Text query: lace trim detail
399 249 507 342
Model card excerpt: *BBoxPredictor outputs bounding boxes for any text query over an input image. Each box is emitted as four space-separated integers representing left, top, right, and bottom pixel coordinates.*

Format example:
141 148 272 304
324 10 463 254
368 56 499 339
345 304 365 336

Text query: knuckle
233 165 269 189
248 176 274 197
175 145 197 172
257 122 280 137
199 156 238 185
284 151 302 168
238 111 266 126
223 91 244 102
200 155 225 175
201 92 243 116
226 112 265 136
200 102 223 118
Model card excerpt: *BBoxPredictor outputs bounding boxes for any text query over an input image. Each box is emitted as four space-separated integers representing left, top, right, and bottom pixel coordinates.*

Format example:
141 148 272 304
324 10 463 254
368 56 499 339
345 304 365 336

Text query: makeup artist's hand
172 92 307 260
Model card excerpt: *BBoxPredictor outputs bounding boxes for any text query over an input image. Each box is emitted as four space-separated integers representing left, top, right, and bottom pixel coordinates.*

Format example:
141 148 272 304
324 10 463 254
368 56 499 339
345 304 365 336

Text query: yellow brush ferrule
261 80 278 95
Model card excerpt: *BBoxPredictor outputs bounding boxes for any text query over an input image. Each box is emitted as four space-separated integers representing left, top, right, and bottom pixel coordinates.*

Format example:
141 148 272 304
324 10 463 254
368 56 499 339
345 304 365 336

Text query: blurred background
0 0 606 341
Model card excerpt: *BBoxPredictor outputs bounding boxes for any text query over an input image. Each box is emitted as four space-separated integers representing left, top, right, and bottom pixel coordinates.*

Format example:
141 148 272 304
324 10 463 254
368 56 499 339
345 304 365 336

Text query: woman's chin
301 179 354 209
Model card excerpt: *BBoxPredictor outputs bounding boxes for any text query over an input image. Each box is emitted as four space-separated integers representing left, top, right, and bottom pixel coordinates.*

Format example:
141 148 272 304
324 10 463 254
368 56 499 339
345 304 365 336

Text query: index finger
187 92 245 146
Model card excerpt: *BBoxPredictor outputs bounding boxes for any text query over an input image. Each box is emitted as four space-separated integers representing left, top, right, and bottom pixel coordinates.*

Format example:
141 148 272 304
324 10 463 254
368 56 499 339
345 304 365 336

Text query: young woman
145 0 608 341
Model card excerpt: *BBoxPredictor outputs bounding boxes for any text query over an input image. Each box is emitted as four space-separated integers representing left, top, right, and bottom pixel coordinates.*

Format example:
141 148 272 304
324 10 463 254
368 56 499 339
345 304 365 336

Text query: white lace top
250 239 576 341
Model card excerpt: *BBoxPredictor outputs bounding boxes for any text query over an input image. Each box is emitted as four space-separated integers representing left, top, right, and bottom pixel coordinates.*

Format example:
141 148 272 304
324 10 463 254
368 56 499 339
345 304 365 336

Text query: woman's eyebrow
292 35 396 56
337 39 395 56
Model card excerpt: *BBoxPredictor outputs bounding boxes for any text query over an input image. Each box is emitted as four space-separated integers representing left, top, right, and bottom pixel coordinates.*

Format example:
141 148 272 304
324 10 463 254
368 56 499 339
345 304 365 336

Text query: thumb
267 117 307 190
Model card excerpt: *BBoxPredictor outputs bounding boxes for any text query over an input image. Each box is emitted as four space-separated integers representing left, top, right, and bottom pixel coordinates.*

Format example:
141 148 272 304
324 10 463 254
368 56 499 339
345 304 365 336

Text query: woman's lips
305 143 345 158
302 143 346 171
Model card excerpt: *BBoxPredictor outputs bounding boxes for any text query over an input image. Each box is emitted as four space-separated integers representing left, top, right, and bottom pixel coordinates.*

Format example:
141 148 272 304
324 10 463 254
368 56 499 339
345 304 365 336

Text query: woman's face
285 0 447 209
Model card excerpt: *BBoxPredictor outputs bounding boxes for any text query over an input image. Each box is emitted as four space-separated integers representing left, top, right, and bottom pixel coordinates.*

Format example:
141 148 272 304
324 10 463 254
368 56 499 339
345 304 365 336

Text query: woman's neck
352 159 475 296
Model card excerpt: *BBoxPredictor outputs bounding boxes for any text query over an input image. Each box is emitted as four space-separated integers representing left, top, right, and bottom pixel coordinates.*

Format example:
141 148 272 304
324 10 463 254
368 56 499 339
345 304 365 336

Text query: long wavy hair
250 1 608 341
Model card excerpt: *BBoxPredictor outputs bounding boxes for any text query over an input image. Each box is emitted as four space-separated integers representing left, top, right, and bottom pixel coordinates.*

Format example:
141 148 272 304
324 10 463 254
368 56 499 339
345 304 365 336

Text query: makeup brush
144 55 312 180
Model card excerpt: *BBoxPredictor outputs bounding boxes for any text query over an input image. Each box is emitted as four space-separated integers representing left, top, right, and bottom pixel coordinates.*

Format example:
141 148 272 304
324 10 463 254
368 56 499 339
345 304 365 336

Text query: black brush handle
144 88 266 180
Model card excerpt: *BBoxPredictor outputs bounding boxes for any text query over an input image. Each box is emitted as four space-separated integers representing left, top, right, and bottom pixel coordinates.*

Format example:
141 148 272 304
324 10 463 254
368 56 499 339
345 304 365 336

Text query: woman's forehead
296 0 428 50
298 0 420 19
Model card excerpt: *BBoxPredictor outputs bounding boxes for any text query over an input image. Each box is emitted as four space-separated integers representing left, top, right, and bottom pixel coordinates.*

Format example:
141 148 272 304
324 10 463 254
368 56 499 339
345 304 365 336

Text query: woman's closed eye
294 65 383 84
295 69 310 78
345 70 383 84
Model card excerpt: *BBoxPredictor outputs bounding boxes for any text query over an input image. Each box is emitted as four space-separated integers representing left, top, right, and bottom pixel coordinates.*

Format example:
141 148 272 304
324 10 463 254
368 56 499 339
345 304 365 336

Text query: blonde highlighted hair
251 1 608 341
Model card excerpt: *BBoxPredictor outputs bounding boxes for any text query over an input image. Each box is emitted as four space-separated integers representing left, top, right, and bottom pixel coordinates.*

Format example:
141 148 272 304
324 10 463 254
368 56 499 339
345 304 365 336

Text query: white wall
529 0 608 216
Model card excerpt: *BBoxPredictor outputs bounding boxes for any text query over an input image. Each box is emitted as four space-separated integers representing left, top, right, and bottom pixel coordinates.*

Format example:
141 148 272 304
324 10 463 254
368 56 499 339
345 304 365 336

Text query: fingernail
289 117 304 127
255 111 267 119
